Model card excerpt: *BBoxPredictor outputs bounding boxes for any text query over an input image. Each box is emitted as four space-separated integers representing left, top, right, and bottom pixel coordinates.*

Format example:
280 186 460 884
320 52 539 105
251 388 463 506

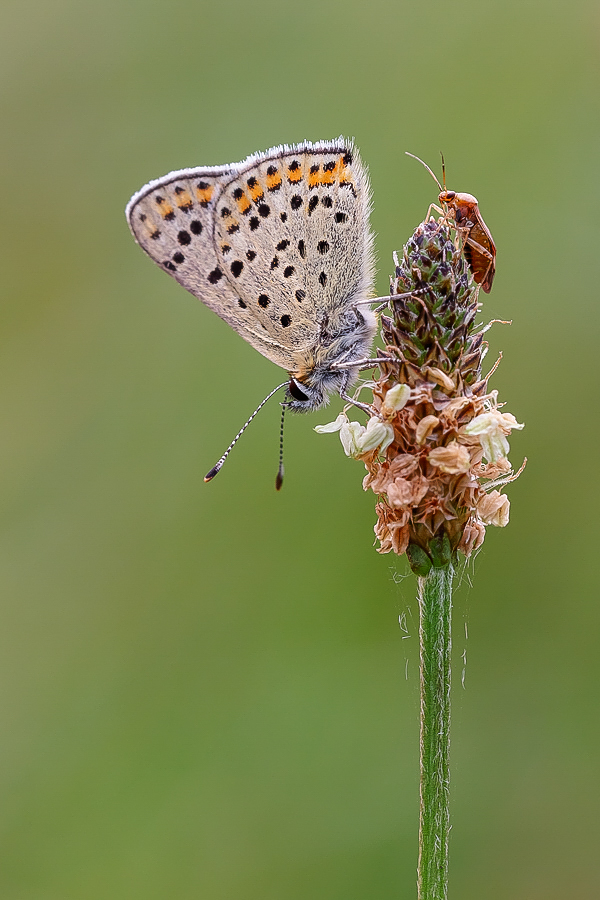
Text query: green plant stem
417 562 454 900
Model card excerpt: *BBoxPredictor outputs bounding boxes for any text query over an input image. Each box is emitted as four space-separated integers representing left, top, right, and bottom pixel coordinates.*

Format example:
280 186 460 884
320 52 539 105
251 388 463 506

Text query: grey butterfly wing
126 163 290 364
126 140 375 375
213 141 375 362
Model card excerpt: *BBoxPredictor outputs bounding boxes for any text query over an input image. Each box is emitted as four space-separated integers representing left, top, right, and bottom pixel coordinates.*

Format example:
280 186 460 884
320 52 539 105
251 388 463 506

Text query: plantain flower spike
316 215 524 575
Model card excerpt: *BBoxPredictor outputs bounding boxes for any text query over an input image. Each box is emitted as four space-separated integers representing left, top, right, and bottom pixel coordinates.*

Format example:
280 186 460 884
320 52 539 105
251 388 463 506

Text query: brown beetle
406 153 496 293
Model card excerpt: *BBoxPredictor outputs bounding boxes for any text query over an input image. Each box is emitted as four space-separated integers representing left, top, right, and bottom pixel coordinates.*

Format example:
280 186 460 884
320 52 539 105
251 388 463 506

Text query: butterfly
125 139 379 417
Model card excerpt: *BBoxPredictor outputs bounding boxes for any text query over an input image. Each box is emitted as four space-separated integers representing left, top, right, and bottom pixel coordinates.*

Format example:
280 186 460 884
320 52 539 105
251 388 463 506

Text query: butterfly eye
288 379 310 401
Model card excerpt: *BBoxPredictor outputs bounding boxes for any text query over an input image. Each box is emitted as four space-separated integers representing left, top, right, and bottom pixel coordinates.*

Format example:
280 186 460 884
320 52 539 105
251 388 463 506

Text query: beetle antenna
405 151 443 192
204 381 289 483
275 402 286 491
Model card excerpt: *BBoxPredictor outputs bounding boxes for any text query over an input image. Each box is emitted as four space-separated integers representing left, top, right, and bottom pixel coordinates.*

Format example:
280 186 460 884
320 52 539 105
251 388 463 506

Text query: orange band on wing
175 189 194 209
236 192 252 214
247 180 264 202
307 155 355 189
266 171 282 190
196 184 214 205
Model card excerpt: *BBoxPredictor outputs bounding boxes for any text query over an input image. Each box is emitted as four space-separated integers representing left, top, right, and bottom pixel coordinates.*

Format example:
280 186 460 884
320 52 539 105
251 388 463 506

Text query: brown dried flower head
316 216 524 575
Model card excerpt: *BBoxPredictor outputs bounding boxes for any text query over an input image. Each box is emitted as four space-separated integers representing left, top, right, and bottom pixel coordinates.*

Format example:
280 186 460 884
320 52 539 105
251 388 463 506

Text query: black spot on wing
340 181 357 197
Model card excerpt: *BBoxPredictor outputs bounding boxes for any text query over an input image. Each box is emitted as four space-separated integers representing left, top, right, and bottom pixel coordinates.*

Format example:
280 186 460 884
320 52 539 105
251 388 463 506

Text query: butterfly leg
355 288 427 313
332 356 392 371
374 300 390 313
339 371 376 415
356 358 393 371
340 391 376 416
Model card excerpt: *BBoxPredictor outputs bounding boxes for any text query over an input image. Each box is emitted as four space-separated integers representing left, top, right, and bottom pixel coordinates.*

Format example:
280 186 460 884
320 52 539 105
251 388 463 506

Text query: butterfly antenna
405 151 443 192
275 402 286 491
204 381 289 483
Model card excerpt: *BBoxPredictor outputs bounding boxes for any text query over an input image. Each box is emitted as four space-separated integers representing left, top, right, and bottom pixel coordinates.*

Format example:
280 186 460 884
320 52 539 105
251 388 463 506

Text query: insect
126 139 378 415
126 139 395 484
406 152 496 293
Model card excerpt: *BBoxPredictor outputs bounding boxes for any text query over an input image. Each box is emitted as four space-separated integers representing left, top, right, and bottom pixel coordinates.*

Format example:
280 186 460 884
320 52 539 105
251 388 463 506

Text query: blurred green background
1 0 598 897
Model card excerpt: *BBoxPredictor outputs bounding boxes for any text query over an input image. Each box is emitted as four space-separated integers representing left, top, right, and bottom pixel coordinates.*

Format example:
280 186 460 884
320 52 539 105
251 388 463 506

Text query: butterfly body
126 140 377 411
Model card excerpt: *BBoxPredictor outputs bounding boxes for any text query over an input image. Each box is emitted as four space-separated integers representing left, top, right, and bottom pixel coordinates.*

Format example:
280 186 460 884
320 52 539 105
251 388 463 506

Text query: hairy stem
417 563 454 900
